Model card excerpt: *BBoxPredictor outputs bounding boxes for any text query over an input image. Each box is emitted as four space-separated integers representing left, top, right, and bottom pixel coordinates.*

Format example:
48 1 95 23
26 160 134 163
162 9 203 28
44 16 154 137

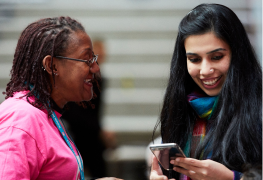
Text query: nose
89 62 100 74
200 59 213 76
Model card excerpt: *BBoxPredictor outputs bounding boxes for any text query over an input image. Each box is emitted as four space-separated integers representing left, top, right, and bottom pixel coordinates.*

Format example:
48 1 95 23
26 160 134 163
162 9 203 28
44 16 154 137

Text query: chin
87 96 93 101
82 95 92 101
203 90 220 96
85 91 93 101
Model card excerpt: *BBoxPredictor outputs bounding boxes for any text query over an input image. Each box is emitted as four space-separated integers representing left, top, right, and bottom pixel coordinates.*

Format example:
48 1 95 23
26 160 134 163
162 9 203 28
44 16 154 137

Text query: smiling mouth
84 79 92 83
202 76 222 86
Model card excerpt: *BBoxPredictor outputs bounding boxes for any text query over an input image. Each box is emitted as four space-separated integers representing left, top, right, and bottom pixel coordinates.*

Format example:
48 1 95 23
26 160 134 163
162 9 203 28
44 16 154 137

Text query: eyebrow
206 48 227 54
186 48 227 56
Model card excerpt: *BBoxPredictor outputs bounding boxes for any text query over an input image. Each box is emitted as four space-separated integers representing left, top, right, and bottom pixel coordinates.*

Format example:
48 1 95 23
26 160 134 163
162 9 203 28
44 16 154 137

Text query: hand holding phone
149 143 186 171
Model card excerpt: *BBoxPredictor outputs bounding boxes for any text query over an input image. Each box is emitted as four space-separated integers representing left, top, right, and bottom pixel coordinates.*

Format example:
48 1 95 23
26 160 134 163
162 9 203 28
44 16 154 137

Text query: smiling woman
150 3 262 180
0 16 122 180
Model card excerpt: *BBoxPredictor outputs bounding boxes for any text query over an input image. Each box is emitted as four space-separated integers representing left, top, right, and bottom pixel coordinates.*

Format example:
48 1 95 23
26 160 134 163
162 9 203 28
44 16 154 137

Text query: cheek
186 62 191 74
74 66 89 77
223 55 231 68
187 64 197 78
220 59 231 75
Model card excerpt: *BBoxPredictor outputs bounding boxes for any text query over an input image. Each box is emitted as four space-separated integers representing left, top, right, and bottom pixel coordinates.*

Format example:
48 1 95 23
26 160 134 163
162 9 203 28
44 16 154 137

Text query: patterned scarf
180 91 218 180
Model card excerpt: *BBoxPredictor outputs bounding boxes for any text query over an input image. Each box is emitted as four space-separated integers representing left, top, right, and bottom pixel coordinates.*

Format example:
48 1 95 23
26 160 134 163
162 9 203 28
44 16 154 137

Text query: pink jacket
0 91 81 180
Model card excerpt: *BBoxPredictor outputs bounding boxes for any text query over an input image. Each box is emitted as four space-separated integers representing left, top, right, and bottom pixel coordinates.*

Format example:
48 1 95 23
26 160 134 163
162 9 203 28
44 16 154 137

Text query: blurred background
0 0 261 179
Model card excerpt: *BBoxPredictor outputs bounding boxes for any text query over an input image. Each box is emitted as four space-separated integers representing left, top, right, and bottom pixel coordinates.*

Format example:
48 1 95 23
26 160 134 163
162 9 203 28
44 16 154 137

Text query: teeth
84 79 91 83
203 77 220 85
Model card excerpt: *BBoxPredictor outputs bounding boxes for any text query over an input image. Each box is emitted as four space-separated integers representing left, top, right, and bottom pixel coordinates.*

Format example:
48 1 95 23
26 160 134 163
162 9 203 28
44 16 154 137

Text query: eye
188 58 200 63
212 55 223 60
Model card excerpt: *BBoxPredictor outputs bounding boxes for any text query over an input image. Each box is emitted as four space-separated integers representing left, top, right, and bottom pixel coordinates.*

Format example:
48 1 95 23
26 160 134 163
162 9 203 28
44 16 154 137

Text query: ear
42 55 59 76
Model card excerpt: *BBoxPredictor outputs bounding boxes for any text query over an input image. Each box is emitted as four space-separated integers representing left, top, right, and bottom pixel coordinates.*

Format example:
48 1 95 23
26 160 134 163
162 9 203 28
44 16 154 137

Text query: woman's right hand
150 156 175 180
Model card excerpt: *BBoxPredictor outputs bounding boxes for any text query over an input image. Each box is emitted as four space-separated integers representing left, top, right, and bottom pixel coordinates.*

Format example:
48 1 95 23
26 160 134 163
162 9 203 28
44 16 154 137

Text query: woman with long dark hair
150 4 262 180
0 16 121 180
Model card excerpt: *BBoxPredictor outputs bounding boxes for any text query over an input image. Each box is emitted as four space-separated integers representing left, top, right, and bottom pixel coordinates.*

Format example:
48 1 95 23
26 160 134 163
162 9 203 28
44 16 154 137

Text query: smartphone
149 143 186 170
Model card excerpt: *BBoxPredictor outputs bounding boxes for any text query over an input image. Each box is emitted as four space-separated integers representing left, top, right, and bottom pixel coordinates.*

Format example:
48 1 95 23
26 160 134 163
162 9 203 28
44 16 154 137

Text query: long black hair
153 3 262 173
4 17 87 115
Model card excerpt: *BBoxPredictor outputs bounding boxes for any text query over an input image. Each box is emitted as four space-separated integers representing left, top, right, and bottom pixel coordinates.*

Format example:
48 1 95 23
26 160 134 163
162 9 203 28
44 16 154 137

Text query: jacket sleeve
0 126 44 180
232 170 243 180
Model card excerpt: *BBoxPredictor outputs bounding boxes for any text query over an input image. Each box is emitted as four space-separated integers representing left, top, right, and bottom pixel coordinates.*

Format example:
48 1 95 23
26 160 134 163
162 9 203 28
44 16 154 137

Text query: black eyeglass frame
55 55 98 66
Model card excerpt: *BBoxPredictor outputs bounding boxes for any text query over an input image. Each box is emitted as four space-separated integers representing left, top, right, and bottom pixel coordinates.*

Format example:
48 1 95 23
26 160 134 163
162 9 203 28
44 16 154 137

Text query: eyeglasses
55 54 98 67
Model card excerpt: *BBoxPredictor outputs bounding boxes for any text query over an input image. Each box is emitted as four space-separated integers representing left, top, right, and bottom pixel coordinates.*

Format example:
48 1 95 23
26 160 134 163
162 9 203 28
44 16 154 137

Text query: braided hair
4 16 87 115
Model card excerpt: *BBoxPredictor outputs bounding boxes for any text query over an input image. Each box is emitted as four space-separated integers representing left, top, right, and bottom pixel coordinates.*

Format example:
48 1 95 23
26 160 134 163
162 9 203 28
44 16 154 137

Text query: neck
51 89 67 109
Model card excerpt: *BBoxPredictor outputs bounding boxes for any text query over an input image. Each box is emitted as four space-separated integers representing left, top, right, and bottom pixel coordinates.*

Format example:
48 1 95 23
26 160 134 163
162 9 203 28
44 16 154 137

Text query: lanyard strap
51 112 85 180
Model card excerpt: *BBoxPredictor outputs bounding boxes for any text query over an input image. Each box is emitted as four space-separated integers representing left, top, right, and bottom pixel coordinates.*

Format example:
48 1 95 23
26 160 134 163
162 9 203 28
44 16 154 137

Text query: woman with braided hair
0 16 121 180
150 3 262 180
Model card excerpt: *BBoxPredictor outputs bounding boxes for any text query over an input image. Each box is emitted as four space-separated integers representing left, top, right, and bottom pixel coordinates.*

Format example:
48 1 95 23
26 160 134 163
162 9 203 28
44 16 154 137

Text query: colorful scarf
180 91 218 180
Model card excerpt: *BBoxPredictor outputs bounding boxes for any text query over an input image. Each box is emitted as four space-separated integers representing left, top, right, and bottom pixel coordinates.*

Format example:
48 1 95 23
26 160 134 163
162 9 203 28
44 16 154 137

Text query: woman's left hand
170 158 233 180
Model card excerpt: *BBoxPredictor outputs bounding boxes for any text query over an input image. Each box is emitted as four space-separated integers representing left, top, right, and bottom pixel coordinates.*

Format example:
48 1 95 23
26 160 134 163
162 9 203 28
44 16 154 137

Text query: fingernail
170 160 174 164
175 158 180 162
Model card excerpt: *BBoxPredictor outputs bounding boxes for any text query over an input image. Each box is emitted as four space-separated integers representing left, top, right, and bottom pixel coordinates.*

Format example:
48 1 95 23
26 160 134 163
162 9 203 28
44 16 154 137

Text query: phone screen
150 144 185 170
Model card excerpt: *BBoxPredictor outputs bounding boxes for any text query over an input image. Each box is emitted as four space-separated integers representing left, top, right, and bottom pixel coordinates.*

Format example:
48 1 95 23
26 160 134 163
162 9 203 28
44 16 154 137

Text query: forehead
184 32 230 53
66 31 92 55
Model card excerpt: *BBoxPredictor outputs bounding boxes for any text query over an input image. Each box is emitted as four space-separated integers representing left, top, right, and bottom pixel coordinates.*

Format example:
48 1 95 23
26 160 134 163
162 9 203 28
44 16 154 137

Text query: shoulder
0 91 49 134
0 92 52 159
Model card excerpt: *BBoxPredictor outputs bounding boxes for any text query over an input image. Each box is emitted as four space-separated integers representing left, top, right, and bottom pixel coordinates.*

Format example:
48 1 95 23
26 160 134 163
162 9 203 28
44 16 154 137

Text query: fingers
170 158 205 179
170 157 204 170
172 157 199 166
171 158 234 180
150 156 169 180
152 156 160 170
172 166 197 178
151 155 165 175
